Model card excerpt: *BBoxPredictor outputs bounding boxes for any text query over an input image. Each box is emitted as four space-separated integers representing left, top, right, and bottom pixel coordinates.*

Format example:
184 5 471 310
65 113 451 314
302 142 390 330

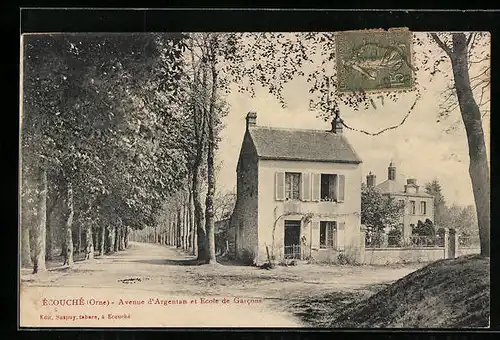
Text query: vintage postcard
19 30 490 328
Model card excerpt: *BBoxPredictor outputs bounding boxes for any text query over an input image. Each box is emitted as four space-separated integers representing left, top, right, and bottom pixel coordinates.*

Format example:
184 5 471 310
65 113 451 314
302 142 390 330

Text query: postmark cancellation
335 29 414 93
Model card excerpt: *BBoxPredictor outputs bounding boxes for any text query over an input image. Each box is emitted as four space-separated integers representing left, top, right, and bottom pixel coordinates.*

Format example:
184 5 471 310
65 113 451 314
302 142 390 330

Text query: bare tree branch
469 56 490 65
341 94 420 136
466 33 474 46
430 33 453 59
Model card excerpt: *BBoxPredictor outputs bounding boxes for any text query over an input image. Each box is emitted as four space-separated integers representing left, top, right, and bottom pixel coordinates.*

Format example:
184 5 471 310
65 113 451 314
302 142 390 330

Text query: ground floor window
320 221 337 249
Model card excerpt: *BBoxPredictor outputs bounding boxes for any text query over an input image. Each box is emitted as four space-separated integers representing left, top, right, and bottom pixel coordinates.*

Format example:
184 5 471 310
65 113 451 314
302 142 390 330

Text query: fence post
449 228 458 259
359 229 366 264
443 228 449 259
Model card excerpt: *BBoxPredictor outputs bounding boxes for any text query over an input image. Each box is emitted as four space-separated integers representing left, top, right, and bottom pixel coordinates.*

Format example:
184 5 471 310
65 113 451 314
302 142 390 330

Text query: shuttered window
337 222 345 250
311 221 320 250
275 172 285 201
421 201 426 215
320 174 346 202
338 175 345 202
301 172 311 201
285 172 301 200
320 221 337 249
410 200 416 215
312 173 321 201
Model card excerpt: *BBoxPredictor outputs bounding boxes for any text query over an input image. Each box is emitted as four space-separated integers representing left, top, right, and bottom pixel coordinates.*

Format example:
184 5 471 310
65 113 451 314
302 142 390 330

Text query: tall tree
32 166 47 273
424 179 447 228
361 184 405 233
429 33 490 256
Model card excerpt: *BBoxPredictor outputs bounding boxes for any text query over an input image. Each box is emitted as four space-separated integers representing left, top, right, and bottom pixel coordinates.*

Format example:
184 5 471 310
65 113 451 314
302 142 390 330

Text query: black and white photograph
19 21 490 328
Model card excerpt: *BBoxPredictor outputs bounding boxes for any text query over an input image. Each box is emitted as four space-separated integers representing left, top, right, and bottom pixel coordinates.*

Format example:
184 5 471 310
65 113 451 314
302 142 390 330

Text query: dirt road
20 242 422 328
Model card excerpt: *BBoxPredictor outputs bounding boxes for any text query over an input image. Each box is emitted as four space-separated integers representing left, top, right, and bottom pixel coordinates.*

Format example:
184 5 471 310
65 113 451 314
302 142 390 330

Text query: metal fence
365 234 445 248
284 244 301 259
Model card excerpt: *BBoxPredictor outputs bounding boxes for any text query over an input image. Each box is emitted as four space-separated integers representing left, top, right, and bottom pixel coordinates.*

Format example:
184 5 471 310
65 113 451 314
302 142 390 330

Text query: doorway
284 220 301 259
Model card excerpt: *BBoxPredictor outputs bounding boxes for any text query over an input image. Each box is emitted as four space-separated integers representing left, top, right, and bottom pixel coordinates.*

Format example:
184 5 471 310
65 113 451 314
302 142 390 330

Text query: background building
367 162 435 241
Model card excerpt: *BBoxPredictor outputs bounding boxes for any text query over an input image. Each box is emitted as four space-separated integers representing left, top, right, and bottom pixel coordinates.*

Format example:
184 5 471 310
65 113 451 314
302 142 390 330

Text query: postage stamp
335 29 414 93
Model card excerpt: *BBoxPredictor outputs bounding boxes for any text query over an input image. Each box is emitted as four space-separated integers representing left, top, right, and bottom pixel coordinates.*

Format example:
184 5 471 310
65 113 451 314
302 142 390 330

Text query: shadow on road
131 258 202 266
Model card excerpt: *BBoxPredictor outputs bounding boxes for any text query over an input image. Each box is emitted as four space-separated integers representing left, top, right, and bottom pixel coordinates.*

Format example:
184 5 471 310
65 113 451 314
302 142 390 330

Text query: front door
284 220 301 259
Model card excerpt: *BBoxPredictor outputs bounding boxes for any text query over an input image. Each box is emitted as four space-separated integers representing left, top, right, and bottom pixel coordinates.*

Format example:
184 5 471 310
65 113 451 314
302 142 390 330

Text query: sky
214 32 490 207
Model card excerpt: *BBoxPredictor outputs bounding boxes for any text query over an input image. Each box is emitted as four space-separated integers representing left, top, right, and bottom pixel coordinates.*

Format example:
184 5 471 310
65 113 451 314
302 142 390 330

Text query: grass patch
332 255 490 328
287 290 373 327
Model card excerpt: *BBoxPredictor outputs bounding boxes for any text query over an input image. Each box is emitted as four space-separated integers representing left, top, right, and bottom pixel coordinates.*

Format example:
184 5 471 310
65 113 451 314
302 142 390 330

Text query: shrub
366 230 386 248
387 228 403 247
413 219 436 237
337 248 360 265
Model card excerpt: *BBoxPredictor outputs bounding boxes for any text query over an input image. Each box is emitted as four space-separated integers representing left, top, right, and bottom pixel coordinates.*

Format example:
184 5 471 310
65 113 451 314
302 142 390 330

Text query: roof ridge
246 125 362 164
250 125 339 134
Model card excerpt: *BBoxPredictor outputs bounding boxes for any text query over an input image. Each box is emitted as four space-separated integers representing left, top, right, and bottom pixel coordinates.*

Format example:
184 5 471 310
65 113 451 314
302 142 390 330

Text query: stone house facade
229 112 363 264
366 162 435 241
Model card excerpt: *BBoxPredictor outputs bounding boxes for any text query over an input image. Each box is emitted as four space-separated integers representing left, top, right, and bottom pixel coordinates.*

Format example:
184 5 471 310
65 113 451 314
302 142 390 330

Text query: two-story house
366 162 435 241
229 112 363 265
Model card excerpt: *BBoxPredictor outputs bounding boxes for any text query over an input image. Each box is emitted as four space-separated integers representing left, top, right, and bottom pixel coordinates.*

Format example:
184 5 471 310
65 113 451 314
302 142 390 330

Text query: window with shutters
320 221 337 249
320 174 338 201
420 201 426 215
285 172 301 200
410 200 416 214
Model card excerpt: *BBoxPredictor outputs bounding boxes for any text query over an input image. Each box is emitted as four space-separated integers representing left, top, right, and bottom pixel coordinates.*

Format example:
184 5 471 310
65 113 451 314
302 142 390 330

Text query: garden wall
456 247 481 257
363 247 446 265
360 228 463 265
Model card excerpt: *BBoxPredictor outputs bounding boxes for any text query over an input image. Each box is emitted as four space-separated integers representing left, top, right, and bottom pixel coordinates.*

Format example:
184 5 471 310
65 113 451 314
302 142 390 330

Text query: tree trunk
100 224 105 255
21 212 32 268
166 221 169 245
204 49 218 264
32 166 47 273
190 189 196 256
205 117 217 264
63 180 74 266
182 204 186 249
45 218 53 261
193 165 208 261
106 225 114 254
119 226 125 250
85 222 94 260
124 226 129 248
76 223 82 254
450 33 490 257
187 185 192 252
113 224 119 252
92 226 98 252
45 188 59 261
184 199 189 250
170 220 174 246
177 208 182 248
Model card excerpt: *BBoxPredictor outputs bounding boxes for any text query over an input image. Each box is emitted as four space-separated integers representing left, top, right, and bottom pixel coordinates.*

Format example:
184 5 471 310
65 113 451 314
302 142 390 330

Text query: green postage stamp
336 29 414 93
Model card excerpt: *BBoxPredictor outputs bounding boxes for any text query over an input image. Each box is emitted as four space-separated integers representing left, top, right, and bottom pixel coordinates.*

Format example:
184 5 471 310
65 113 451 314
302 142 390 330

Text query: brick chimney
366 172 376 187
246 111 257 129
331 116 343 134
407 178 417 185
407 178 419 192
388 161 396 181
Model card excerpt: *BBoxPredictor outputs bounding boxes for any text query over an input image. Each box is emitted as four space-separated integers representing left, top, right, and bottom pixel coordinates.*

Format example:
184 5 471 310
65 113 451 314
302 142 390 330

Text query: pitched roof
377 179 434 198
247 126 362 164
